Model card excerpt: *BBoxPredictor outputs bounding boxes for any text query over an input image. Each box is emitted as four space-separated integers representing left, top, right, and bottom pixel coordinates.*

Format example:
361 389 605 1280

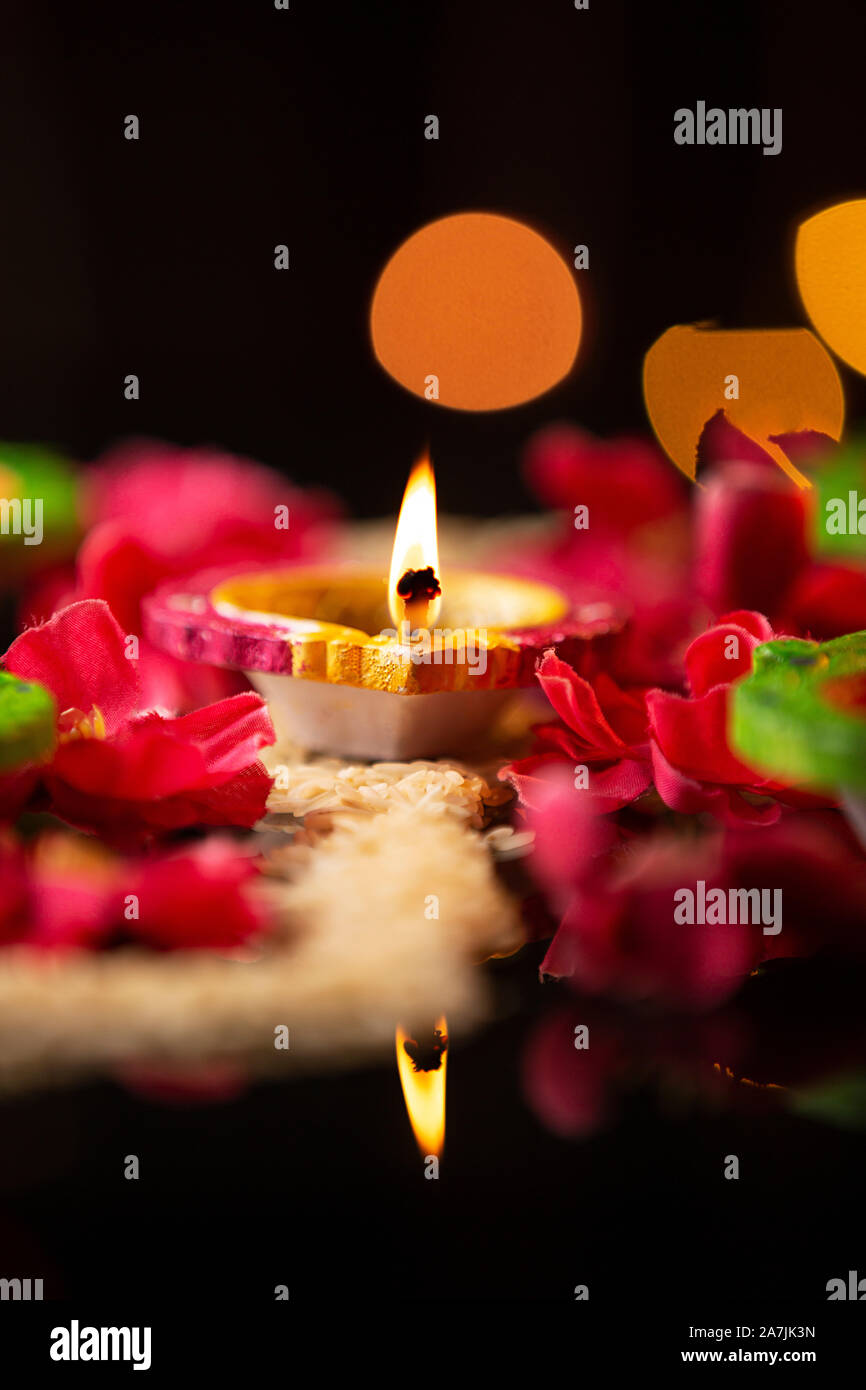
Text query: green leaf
812 437 866 558
730 632 866 790
0 442 79 564
0 671 57 772
789 1073 866 1130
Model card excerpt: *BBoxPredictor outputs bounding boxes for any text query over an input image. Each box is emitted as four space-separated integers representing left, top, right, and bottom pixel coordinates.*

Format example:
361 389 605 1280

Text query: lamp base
248 672 513 761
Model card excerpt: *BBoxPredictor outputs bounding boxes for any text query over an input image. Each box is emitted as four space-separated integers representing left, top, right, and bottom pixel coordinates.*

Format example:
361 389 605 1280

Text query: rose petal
647 685 760 784
536 651 628 754
683 619 764 697
695 464 808 618
161 692 275 776
3 600 139 735
649 742 780 825
697 410 778 473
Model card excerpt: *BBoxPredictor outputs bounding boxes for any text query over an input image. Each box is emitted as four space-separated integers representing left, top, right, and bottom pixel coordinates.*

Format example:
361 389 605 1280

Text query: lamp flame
388 454 442 628
395 1017 447 1157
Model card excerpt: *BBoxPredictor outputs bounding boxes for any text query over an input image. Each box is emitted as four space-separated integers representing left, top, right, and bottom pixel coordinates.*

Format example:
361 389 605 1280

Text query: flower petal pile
0 831 271 952
1 600 274 842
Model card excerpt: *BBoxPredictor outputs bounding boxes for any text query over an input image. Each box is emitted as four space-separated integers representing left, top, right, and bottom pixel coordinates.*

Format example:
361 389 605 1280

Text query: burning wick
402 1025 448 1073
396 1017 448 1157
396 565 442 631
388 454 442 629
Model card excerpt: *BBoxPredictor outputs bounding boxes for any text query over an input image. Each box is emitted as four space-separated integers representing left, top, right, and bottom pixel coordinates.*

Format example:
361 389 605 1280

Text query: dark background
2 0 866 518
1 0 866 1329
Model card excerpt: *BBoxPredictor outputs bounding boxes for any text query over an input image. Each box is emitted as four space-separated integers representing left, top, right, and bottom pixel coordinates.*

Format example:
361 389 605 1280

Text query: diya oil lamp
144 454 622 761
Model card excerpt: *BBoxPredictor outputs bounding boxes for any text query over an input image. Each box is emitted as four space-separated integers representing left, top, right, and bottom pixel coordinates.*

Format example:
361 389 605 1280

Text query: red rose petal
4 600 140 735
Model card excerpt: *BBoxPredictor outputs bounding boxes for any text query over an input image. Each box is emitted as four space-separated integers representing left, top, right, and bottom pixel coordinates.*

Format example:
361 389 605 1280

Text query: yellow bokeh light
796 199 866 377
643 324 844 486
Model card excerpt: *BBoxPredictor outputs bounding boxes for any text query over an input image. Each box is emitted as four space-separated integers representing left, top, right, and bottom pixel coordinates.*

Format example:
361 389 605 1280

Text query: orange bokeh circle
370 212 582 411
